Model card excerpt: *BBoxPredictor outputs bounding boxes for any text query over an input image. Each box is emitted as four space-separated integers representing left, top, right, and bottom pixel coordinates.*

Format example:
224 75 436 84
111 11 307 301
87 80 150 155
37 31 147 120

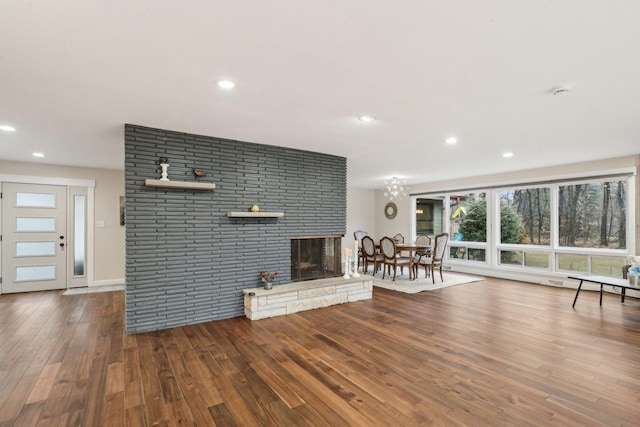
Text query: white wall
375 191 412 243
346 187 412 254
345 187 376 253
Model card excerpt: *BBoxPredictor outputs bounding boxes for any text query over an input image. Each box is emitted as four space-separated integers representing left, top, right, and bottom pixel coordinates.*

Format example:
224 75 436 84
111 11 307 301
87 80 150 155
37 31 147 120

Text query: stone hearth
243 276 372 320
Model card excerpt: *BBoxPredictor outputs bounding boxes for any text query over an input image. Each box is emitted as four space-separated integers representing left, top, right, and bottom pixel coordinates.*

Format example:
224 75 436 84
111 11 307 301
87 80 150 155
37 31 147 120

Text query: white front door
1 183 67 293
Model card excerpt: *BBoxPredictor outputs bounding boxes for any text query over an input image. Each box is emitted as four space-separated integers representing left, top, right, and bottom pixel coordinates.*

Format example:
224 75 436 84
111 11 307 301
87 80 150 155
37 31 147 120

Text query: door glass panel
416 198 444 236
16 265 56 281
15 217 56 232
16 241 56 256
74 195 86 276
16 192 56 208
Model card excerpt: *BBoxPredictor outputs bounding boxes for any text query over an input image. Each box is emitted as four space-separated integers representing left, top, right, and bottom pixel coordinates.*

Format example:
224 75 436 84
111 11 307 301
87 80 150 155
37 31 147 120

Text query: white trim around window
413 170 636 284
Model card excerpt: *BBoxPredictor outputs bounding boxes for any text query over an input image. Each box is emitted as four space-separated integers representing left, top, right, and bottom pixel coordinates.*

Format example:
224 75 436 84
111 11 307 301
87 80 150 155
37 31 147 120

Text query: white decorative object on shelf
144 179 215 190
159 157 170 181
226 212 284 218
160 163 169 181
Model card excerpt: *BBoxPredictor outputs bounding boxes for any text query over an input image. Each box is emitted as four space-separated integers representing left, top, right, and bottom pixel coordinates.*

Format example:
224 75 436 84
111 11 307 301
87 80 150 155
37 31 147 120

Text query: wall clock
384 202 397 220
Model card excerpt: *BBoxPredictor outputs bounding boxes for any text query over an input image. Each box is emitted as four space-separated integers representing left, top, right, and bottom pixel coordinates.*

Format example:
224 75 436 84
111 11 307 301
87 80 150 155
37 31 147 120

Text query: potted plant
259 271 279 290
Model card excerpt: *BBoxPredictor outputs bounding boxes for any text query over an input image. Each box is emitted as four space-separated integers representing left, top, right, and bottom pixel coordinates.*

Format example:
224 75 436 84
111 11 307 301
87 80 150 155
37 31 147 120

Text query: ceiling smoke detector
551 86 571 95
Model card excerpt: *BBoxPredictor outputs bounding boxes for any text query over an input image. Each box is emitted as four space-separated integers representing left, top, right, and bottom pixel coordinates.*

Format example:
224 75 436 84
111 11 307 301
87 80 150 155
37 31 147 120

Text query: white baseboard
444 263 640 299
90 278 125 287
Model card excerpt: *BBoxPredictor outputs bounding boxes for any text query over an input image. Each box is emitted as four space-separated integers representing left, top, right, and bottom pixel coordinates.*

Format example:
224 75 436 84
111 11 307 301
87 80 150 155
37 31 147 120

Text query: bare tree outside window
500 188 551 245
558 181 626 249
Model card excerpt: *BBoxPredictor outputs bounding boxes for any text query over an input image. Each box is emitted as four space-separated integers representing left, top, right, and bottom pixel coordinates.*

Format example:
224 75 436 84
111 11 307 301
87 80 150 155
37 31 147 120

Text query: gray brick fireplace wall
124 124 346 333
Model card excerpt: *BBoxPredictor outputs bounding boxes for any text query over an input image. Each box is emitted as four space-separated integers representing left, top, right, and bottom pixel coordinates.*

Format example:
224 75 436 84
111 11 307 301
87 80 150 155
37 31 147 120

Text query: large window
498 187 551 268
450 192 486 242
414 174 633 278
448 192 487 262
499 187 550 245
558 181 626 249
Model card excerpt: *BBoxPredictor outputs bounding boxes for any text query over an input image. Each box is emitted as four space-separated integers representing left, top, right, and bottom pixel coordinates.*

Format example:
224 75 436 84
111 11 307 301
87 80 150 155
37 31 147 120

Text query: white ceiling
1 1 639 189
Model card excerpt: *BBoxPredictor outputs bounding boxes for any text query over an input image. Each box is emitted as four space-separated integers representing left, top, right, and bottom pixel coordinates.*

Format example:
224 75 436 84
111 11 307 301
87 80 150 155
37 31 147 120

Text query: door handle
59 243 65 248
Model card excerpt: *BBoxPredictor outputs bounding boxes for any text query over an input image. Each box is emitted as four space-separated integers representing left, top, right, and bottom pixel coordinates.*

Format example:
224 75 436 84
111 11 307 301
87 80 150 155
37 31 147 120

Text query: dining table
397 243 432 280
375 242 432 280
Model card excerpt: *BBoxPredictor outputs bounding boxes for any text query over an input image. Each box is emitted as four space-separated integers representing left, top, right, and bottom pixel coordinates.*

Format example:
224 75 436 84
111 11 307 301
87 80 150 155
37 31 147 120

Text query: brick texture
124 124 346 333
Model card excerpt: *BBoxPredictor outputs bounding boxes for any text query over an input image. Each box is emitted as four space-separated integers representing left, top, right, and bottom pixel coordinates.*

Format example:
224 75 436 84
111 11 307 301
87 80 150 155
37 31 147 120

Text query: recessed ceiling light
503 152 514 158
358 115 375 122
32 152 45 158
446 137 457 145
217 80 235 89
0 125 16 132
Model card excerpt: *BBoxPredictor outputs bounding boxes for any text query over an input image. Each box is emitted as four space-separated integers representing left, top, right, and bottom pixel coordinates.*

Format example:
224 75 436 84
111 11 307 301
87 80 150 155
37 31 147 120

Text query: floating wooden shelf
144 179 215 190
226 212 284 218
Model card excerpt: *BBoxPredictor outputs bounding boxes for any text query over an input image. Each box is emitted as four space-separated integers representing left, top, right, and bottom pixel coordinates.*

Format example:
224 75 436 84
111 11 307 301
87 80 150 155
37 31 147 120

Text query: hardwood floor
1 277 640 426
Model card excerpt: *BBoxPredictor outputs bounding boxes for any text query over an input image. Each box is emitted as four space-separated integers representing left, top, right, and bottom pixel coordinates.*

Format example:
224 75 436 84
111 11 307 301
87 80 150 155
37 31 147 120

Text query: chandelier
384 177 408 201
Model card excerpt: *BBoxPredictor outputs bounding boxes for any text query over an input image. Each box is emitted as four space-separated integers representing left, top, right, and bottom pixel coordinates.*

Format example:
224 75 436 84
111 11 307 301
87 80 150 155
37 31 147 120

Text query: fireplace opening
291 235 342 282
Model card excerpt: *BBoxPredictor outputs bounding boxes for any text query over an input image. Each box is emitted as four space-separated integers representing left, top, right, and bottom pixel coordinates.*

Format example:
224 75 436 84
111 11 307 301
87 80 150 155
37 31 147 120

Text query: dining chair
362 235 383 276
353 230 368 272
392 233 405 258
415 235 431 246
413 233 449 283
380 236 411 281
413 234 432 276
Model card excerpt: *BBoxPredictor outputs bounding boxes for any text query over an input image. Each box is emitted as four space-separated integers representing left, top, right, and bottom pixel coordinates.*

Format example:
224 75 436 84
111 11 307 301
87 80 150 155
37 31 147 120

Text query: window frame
412 170 636 278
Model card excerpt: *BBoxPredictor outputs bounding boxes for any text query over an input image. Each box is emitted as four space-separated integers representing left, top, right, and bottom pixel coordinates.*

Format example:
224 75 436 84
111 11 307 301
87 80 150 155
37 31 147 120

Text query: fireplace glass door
291 236 342 281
